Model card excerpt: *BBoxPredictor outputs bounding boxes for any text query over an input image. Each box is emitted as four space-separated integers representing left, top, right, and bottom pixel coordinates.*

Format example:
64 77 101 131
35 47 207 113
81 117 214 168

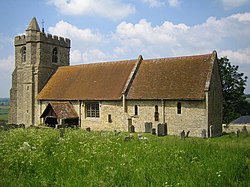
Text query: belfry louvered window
21 47 26 63
52 48 58 63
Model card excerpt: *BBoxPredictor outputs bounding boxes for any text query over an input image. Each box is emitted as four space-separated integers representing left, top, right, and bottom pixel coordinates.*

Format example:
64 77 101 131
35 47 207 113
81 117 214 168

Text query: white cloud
70 49 115 64
48 20 102 43
221 0 250 9
48 0 135 20
220 48 250 65
116 19 189 47
141 0 181 7
113 12 250 57
70 49 82 64
168 0 181 7
82 49 113 63
0 55 14 71
141 0 165 7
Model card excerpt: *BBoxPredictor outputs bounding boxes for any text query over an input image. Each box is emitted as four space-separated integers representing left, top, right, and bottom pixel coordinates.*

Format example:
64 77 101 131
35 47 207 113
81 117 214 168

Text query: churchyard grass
0 128 249 187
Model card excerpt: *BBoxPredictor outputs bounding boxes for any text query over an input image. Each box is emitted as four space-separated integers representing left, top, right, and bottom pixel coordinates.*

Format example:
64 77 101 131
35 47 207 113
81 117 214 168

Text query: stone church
9 17 223 137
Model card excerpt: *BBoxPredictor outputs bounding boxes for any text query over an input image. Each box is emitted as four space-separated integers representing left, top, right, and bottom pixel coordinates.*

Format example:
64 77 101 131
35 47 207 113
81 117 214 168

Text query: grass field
0 129 249 187
0 105 9 121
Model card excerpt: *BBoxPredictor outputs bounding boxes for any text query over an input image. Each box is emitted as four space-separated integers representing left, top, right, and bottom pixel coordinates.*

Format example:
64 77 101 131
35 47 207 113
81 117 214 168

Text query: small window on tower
21 47 26 63
52 48 58 63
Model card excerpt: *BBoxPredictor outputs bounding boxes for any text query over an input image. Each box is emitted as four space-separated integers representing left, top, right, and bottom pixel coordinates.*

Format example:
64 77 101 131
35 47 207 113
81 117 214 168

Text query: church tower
9 17 71 126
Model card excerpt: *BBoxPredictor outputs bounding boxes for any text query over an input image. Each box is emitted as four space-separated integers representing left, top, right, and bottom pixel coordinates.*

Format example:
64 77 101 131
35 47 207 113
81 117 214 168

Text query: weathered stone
180 130 185 139
242 126 249 137
145 122 152 133
157 123 167 136
201 129 206 138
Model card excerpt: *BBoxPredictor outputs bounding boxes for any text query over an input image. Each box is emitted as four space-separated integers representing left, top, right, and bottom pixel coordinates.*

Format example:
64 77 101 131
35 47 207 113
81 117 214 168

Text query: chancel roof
37 52 216 101
127 54 214 100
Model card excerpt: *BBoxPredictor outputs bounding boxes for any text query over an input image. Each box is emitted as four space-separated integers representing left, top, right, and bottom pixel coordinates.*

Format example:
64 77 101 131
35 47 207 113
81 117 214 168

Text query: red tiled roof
37 60 137 100
37 53 215 101
127 54 214 100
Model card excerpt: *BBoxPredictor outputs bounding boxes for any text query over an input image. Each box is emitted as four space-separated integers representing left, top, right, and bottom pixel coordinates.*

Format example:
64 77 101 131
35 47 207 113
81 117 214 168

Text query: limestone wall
39 99 207 137
223 124 250 133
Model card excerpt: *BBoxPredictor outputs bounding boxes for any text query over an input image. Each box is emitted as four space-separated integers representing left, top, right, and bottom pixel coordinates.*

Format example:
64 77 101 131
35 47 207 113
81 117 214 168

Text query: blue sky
1 0 250 97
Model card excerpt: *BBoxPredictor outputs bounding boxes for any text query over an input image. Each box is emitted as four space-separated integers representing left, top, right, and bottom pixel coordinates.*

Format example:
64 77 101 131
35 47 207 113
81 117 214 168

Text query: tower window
154 105 159 121
177 102 182 114
134 105 138 116
21 47 26 63
52 48 58 63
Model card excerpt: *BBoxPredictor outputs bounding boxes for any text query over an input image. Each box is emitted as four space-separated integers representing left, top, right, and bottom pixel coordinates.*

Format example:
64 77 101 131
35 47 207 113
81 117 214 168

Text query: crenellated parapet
15 31 71 48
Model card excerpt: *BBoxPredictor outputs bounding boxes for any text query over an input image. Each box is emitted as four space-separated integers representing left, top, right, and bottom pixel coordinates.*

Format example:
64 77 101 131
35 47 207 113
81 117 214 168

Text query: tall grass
0 128 249 187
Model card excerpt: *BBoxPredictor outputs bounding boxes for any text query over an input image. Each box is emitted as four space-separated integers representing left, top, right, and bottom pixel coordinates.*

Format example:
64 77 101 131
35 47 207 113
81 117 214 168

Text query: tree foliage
218 57 248 124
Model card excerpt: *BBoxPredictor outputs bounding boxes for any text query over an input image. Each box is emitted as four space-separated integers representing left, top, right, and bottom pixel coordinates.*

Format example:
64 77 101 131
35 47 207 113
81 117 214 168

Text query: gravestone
129 125 135 133
236 129 240 137
180 130 185 139
242 126 249 137
185 131 190 138
151 128 156 135
145 122 152 133
157 123 167 136
201 129 206 138
59 128 65 138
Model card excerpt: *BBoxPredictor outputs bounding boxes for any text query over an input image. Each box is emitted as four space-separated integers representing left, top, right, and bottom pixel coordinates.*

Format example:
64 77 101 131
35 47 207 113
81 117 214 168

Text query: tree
218 57 248 124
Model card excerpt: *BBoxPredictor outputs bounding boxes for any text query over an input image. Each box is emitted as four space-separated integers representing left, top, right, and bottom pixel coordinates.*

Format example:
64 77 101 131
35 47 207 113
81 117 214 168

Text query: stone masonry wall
10 27 70 126
40 99 207 137
207 58 223 137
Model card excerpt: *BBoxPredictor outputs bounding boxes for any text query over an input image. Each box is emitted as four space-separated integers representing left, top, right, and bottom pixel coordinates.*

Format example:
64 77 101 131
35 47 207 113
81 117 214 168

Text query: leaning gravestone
128 125 135 133
180 130 185 140
59 128 65 138
242 126 249 137
201 129 206 138
145 122 152 133
157 123 167 136
151 128 156 135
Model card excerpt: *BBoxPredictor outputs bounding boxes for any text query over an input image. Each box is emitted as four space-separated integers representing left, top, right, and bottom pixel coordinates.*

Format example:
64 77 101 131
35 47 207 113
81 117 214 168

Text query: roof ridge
143 53 212 61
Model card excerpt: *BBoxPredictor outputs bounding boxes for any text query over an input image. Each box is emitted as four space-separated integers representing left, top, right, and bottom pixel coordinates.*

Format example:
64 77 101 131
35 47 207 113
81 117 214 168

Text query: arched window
21 47 26 63
52 48 58 63
177 102 181 114
154 105 159 121
134 105 138 116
